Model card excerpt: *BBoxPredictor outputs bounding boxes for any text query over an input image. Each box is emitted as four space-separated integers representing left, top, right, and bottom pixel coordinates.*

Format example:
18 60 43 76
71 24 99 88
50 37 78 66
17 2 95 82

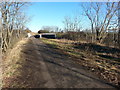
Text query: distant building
39 33 56 39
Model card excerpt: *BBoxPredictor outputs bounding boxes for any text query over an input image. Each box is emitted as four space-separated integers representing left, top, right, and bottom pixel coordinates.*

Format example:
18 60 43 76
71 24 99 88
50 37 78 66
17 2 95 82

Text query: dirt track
4 37 118 88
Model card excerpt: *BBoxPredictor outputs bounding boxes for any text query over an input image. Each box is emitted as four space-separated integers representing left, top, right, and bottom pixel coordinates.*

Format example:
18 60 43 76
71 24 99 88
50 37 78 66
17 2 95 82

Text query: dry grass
41 38 120 87
2 38 28 88
2 37 120 88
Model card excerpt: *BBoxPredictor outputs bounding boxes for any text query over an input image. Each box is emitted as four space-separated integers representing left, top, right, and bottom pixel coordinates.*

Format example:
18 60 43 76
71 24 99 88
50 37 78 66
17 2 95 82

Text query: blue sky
26 2 90 32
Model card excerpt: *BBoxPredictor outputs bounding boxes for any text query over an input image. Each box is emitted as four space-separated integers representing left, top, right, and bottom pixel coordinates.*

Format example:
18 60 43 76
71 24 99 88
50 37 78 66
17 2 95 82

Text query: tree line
0 2 29 53
39 2 120 48
61 2 120 48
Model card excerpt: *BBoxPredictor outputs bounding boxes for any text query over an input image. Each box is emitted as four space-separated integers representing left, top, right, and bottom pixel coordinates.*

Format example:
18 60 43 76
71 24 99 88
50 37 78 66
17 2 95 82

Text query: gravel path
20 37 115 88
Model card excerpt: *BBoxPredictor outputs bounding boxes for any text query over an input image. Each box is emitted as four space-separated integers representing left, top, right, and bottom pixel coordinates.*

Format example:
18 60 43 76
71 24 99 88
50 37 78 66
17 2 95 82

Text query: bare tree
63 16 82 41
118 1 120 48
81 3 96 42
63 16 81 32
62 16 70 32
41 26 59 32
81 2 118 43
0 2 29 52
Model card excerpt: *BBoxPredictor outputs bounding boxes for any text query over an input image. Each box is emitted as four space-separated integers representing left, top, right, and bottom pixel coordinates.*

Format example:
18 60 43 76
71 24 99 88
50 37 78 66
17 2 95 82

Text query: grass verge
2 38 28 88
41 38 120 87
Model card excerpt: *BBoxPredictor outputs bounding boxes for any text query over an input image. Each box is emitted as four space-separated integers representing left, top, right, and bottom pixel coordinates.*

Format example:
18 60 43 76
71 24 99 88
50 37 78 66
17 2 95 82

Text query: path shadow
74 43 120 54
37 41 119 88
98 55 120 63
